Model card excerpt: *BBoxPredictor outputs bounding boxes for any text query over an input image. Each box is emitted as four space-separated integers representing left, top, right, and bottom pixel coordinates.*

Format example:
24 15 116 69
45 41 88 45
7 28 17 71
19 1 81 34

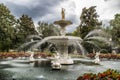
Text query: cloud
99 0 120 20
0 0 65 20
0 0 120 32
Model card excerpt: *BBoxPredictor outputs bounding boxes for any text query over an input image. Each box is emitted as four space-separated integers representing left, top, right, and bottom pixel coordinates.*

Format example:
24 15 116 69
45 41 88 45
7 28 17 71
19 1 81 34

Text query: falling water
27 35 42 40
85 29 110 39
18 8 112 60
84 41 100 49
85 36 110 44
18 35 42 51
18 41 38 51
76 41 86 56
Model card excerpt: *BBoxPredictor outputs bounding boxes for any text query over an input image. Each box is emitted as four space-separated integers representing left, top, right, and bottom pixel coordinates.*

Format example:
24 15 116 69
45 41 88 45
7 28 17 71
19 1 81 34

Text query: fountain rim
43 36 83 41
54 20 72 27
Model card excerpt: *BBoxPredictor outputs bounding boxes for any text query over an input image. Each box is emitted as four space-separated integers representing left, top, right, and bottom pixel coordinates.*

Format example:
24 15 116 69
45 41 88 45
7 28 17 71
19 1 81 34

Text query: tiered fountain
32 8 83 65
52 8 77 64
18 8 111 67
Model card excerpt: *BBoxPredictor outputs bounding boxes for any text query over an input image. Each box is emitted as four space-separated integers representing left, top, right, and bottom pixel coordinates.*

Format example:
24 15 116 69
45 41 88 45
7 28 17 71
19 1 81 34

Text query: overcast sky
0 0 120 32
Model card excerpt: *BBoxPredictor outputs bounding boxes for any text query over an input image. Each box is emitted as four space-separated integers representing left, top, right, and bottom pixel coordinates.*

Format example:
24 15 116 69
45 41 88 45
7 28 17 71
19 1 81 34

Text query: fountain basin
31 58 99 67
0 59 120 80
54 20 72 28
58 58 74 65
41 36 82 45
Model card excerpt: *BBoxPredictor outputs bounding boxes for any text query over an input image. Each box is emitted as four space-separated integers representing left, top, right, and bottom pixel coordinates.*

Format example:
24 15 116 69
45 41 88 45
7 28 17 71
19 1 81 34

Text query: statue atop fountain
61 8 65 20
30 8 82 65
54 8 72 36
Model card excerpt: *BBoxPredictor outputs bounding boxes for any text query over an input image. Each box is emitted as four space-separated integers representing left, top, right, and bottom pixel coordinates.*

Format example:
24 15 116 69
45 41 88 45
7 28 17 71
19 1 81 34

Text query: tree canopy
37 22 60 38
110 14 120 47
78 6 102 38
0 3 16 51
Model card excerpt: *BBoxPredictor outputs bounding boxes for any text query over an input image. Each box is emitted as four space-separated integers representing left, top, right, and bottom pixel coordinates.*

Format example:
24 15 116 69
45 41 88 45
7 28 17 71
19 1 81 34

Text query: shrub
77 69 120 80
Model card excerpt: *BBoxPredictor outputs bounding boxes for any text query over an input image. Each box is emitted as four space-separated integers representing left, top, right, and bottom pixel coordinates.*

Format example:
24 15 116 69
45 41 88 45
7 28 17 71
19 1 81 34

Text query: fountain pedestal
54 20 72 36
53 8 73 65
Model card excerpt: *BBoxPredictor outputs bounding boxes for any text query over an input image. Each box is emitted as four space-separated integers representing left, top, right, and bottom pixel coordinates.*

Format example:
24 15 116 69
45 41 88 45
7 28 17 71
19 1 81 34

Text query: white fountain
51 52 61 69
29 52 35 62
30 8 111 66
17 8 111 69
32 8 83 65
94 51 100 63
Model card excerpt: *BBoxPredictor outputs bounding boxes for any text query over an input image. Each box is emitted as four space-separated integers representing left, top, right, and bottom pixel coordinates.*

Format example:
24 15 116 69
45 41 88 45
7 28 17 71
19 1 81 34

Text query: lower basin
0 58 120 80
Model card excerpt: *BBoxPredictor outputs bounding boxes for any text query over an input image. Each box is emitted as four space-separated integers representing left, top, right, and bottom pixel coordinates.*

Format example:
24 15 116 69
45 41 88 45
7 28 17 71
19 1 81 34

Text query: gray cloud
67 14 79 24
104 0 120 10
0 0 65 20
0 0 120 32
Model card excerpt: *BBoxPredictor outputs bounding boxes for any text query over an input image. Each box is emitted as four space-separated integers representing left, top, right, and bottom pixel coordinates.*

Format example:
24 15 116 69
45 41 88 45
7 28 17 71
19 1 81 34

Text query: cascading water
18 35 42 51
18 8 111 65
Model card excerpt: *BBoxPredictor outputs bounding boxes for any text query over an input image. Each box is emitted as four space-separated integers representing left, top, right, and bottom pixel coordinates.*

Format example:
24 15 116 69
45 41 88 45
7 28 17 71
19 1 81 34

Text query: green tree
37 22 60 52
14 14 37 48
71 27 80 37
71 6 102 53
78 6 101 38
37 22 60 38
110 14 120 46
0 3 16 51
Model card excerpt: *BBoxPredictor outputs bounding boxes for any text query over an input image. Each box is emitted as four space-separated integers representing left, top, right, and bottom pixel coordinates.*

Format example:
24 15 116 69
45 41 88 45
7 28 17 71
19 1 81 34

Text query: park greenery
0 3 120 53
77 69 120 80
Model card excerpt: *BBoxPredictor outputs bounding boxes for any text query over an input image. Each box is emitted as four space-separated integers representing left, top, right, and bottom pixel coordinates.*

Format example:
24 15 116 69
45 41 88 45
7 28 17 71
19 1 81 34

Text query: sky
0 0 120 32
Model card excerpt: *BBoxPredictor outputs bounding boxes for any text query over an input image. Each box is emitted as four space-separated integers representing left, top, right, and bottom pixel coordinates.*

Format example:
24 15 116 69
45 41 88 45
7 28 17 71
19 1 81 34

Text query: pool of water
0 59 120 80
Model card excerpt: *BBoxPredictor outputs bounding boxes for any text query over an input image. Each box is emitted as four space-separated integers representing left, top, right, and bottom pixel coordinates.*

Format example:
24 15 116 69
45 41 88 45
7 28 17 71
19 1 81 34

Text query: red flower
83 74 91 79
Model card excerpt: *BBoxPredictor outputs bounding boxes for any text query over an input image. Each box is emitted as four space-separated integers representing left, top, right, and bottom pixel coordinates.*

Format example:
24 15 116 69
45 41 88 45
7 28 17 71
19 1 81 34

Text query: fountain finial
54 8 72 36
61 8 65 20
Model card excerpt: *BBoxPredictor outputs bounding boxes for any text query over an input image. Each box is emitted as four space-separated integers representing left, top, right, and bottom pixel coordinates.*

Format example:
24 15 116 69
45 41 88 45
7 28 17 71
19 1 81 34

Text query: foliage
36 22 60 52
70 6 102 53
17 34 42 52
37 22 60 38
14 14 37 48
77 69 120 80
71 28 80 37
81 29 111 53
76 6 101 38
87 53 120 60
0 52 53 59
110 14 120 46
0 3 16 51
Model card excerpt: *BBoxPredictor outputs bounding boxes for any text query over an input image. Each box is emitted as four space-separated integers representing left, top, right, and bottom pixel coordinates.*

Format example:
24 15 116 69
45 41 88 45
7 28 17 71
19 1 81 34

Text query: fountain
15 8 112 69
25 8 111 67
27 8 83 66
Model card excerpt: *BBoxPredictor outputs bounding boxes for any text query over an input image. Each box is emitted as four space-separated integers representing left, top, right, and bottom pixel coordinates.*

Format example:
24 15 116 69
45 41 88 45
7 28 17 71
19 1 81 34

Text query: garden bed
77 69 120 80
0 52 53 59
87 53 120 60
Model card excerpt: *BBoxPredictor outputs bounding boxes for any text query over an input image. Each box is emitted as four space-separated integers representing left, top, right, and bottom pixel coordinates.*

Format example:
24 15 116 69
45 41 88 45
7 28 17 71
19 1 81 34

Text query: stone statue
94 51 100 63
61 8 65 20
